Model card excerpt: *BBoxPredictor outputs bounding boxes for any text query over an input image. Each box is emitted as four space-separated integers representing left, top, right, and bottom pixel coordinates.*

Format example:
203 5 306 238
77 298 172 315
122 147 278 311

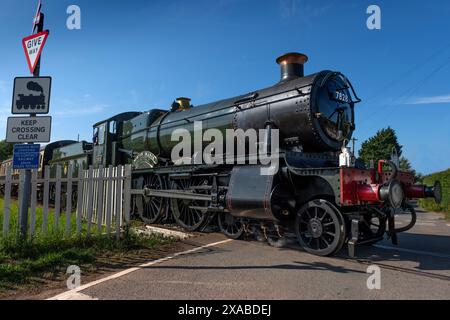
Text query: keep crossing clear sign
6 116 52 143
13 144 41 170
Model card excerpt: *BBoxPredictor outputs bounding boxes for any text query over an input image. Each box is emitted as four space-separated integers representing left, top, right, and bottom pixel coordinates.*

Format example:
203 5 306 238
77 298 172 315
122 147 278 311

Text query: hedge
418 168 450 220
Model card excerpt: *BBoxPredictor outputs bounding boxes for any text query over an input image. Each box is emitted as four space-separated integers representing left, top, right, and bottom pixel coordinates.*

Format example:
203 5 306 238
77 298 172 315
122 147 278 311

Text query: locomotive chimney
276 52 308 82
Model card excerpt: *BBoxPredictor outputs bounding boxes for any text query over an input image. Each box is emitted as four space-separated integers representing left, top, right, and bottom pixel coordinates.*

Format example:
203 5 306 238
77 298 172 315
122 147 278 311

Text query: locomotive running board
130 188 212 201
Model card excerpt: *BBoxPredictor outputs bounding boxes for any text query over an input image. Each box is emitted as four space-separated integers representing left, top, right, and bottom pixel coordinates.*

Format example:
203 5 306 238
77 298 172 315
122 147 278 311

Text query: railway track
341 256 450 282
227 229 450 282
144 222 450 283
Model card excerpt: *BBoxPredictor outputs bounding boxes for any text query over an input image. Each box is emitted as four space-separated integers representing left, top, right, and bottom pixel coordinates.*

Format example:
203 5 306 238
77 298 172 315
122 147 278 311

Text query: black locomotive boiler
54 52 441 257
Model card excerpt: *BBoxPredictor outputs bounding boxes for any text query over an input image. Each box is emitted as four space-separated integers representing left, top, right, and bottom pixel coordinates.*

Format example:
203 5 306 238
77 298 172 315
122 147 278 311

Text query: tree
0 140 14 162
358 127 402 167
358 127 421 180
400 156 419 177
399 156 412 171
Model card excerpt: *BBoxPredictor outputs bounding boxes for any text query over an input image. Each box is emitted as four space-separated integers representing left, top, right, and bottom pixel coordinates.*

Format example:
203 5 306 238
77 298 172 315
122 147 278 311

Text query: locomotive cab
92 112 141 167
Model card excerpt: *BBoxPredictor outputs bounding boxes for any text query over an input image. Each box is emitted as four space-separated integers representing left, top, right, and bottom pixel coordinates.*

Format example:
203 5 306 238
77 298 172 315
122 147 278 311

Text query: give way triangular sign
22 30 49 74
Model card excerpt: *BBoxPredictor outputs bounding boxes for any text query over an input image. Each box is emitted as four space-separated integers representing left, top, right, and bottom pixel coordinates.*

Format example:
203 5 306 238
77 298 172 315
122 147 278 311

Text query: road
50 210 450 300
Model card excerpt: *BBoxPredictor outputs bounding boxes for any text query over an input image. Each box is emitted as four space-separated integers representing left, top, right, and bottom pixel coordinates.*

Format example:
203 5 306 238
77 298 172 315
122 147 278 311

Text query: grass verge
0 198 173 293
0 197 99 237
0 229 172 292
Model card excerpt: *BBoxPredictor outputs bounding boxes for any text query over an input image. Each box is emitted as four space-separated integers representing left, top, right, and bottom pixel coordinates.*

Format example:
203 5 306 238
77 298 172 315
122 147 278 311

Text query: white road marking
55 292 98 300
373 244 450 259
447 224 450 227
47 238 234 300
150 280 237 286
414 222 436 226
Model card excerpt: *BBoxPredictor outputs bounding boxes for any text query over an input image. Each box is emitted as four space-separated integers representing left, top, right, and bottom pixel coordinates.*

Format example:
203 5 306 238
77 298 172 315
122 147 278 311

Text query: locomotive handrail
319 71 361 104
378 159 398 184
234 92 259 104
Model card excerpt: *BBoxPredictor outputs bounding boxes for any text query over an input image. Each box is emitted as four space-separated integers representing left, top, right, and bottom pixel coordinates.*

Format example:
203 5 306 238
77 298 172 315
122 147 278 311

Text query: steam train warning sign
12 77 51 114
22 30 49 74
6 116 52 143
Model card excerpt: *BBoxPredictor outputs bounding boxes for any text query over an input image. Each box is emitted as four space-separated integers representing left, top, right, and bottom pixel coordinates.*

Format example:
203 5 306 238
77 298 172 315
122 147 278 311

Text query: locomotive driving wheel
170 177 209 231
295 199 346 256
218 213 244 239
140 174 167 224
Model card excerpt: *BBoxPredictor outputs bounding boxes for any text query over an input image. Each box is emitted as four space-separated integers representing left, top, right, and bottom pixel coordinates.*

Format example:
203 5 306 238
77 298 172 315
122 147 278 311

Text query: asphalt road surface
51 210 450 300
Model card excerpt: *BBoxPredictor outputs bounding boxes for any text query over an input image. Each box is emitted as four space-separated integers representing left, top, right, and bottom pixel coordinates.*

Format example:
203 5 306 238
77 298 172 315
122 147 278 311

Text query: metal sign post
17 3 45 238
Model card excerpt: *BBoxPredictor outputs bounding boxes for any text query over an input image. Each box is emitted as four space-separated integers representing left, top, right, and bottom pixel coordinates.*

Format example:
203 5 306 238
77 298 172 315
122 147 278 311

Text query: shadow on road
140 260 366 274
351 232 450 272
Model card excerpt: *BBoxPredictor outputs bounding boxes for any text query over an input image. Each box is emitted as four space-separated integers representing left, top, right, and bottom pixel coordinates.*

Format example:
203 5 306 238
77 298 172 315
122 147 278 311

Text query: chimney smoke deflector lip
276 52 308 82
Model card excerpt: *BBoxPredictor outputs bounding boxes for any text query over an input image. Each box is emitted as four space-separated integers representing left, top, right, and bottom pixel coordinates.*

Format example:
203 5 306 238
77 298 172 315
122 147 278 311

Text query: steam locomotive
2 52 441 257
16 94 46 110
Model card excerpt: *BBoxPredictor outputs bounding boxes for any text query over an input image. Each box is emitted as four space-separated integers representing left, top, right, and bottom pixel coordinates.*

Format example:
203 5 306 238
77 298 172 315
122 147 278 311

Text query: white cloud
53 104 106 118
279 0 333 20
408 94 450 105
52 94 107 118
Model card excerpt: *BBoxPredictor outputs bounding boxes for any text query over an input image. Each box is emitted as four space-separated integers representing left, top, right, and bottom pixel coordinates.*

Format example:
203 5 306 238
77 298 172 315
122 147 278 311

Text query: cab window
109 121 116 134
94 124 106 145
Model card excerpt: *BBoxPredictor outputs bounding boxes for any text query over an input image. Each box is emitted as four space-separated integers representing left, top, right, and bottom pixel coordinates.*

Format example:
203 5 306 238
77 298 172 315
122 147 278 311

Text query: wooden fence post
42 166 50 234
65 164 73 236
29 169 38 237
54 165 62 230
105 165 113 236
86 166 94 236
2 166 12 236
115 165 123 240
123 164 132 225
96 166 105 233
76 166 84 235
17 170 25 229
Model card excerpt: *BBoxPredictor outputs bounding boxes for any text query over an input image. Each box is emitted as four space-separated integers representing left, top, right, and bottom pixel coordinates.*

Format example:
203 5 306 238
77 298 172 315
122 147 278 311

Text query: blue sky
0 0 449 174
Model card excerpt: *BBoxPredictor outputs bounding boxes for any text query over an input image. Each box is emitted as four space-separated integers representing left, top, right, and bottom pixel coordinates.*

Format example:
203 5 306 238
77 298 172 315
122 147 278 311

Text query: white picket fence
0 164 132 239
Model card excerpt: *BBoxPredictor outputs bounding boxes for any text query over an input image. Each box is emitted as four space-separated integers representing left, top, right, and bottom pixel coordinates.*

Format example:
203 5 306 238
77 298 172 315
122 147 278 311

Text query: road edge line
47 238 233 300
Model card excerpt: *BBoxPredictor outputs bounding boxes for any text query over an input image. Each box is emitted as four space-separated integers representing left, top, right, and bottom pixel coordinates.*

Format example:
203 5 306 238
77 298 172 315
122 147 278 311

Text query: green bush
418 168 450 220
